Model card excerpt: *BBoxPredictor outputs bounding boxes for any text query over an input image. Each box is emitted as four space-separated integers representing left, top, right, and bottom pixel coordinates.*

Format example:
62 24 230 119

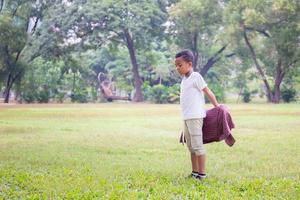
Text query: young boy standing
175 49 219 180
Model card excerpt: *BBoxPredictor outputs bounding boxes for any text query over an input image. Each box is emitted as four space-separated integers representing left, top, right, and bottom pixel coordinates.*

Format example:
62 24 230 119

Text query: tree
21 57 63 103
168 0 233 76
0 1 29 102
32 0 168 102
0 0 50 103
224 0 300 103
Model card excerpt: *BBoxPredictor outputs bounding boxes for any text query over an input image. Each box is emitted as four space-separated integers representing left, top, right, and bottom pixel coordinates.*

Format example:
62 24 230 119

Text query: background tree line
0 0 299 104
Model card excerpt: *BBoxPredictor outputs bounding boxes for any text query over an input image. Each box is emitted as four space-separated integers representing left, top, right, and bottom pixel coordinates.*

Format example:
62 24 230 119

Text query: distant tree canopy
169 0 231 76
0 0 299 104
224 0 300 103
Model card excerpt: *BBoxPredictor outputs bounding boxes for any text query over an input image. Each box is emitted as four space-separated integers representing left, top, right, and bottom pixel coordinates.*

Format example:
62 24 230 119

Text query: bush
21 90 36 103
89 87 98 102
21 86 51 103
281 87 296 103
150 84 169 104
240 88 258 103
241 90 251 103
145 84 180 104
36 87 50 103
71 89 88 103
168 83 180 103
142 81 152 101
55 91 66 103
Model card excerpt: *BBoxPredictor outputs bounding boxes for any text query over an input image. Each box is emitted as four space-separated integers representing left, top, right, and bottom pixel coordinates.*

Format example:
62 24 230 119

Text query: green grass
0 103 299 199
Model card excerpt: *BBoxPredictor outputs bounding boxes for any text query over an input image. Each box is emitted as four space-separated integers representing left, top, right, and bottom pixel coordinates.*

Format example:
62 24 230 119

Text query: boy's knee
188 145 205 156
194 149 206 156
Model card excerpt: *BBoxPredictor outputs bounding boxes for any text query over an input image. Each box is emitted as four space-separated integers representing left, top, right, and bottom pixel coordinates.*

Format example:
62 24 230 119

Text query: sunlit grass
0 103 299 199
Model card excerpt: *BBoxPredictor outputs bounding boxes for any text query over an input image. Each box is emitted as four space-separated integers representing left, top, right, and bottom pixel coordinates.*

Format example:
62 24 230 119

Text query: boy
175 49 219 180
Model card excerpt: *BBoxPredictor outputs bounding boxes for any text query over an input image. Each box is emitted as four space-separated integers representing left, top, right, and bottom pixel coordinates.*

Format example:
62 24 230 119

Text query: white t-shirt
180 71 207 120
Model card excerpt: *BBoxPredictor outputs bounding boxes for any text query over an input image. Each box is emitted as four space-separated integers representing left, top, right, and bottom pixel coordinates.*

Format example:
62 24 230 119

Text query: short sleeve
194 73 207 90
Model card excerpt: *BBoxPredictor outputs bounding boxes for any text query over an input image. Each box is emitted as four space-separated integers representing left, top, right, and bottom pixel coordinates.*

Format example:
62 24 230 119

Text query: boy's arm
203 87 219 107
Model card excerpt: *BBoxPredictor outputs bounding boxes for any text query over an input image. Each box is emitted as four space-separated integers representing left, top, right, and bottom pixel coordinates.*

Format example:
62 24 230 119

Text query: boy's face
175 56 192 76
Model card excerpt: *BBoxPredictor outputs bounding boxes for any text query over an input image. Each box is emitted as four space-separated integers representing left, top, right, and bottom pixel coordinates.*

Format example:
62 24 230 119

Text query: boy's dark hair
175 49 194 63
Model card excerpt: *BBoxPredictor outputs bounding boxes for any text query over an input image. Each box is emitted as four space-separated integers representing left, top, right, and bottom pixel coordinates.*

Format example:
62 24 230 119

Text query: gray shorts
183 118 205 155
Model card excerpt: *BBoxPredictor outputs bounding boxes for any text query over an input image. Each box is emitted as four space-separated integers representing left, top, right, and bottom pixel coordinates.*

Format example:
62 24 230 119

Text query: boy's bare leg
191 153 198 172
198 154 206 174
191 153 206 174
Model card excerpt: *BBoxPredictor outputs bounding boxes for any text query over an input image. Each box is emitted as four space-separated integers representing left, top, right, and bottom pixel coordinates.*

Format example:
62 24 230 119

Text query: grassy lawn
0 103 299 199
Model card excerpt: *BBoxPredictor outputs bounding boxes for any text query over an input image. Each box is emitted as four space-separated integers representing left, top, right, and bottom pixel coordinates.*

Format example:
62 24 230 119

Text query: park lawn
0 103 299 199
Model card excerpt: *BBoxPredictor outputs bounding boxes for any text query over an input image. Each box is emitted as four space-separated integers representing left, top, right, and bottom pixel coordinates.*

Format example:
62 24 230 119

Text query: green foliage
20 56 97 103
241 88 258 103
241 90 251 103
139 46 173 83
206 72 226 102
0 15 27 54
142 81 152 101
169 0 222 45
281 87 297 103
36 86 50 103
224 0 300 102
0 14 27 99
62 70 87 103
21 57 63 103
55 91 65 104
71 88 88 103
143 82 180 104
1 0 299 104
21 89 36 103
104 46 132 90
168 83 180 103
211 84 226 103
29 0 169 101
89 87 98 102
169 0 227 71
150 84 170 104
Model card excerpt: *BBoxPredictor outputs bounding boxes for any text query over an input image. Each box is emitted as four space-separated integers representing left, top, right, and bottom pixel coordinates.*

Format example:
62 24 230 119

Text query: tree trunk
4 74 13 103
124 28 143 102
0 0 4 13
200 45 227 76
192 32 199 71
272 58 285 103
272 84 280 103
3 49 24 103
4 70 23 103
243 29 273 102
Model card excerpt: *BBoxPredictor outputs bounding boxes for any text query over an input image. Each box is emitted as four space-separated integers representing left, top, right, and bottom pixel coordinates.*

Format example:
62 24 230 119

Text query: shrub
142 81 152 101
55 91 66 103
241 88 258 103
241 90 251 103
150 84 169 104
36 86 50 103
71 89 88 103
89 87 98 102
281 87 296 103
21 90 36 103
168 83 180 103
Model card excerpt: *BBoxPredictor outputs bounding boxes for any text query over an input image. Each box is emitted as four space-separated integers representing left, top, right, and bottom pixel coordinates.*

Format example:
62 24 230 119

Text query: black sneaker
188 171 199 179
197 173 207 180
